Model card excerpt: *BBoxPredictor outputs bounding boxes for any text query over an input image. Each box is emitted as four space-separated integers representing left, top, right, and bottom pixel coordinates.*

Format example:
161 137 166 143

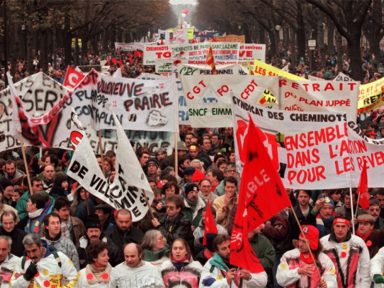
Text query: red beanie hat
299 225 319 251
192 169 205 182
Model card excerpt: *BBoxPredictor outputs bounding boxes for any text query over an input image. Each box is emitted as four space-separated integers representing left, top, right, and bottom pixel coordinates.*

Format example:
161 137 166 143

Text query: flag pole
354 193 360 220
289 204 321 271
20 143 33 195
174 132 179 178
349 187 356 234
6 71 33 195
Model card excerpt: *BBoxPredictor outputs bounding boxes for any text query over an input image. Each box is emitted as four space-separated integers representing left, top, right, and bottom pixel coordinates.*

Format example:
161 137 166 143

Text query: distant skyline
169 0 197 5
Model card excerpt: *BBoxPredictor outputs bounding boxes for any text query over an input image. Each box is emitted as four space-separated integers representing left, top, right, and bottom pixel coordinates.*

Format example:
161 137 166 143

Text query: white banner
67 116 153 221
64 70 178 132
180 75 280 127
232 98 384 189
3 71 178 151
144 42 241 66
238 44 266 64
181 75 359 128
279 78 359 120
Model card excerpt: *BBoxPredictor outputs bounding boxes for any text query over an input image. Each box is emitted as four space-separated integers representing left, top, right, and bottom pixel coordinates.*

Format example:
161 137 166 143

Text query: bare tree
305 0 372 80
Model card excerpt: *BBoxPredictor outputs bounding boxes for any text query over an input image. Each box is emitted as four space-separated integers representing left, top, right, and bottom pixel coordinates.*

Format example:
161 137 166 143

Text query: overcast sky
169 0 197 5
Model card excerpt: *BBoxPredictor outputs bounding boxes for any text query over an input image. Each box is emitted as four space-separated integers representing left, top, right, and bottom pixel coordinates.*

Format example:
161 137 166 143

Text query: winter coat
320 233 371 288
160 259 203 288
200 253 267 288
276 248 337 288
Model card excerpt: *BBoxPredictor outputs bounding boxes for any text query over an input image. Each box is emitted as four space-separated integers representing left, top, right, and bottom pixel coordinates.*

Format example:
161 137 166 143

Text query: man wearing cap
277 225 337 288
356 213 384 258
77 214 120 268
368 198 384 229
183 183 206 229
314 196 335 237
146 158 159 178
180 167 195 188
94 203 114 233
320 216 371 288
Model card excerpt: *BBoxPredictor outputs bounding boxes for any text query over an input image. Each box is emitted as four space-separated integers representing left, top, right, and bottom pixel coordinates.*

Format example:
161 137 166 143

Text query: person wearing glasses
151 195 192 248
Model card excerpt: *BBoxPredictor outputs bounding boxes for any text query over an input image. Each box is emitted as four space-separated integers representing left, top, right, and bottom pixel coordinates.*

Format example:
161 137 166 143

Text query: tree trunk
267 29 277 59
335 33 343 73
64 12 72 66
348 32 363 81
40 29 48 72
327 19 335 55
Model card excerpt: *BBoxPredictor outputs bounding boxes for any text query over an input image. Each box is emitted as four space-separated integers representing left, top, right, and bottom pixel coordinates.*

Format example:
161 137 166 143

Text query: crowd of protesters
0 125 384 287
0 43 383 287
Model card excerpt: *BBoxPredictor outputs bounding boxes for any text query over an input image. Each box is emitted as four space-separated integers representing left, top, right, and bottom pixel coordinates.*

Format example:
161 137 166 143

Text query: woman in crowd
141 229 169 266
276 225 337 288
76 241 112 287
160 238 202 288
162 181 180 198
50 172 70 199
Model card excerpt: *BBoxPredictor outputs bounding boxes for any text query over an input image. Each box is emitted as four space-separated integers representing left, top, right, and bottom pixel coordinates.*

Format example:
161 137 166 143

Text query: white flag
67 117 153 221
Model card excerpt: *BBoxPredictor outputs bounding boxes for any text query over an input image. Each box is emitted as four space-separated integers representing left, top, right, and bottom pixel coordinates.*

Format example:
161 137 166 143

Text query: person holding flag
200 235 267 287
276 225 337 288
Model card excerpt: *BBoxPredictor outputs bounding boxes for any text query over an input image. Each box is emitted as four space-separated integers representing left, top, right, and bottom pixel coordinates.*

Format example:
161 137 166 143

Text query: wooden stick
20 143 33 195
289 204 321 271
349 187 356 234
174 132 179 178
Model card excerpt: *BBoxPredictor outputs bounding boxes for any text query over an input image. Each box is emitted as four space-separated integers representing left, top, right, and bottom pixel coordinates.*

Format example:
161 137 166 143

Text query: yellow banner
251 60 384 112
186 28 194 40
252 59 306 81
358 78 384 111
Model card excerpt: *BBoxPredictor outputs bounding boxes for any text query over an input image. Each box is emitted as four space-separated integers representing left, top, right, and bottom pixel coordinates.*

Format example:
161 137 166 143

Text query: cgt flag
239 115 290 231
63 66 85 90
357 161 369 210
230 115 291 272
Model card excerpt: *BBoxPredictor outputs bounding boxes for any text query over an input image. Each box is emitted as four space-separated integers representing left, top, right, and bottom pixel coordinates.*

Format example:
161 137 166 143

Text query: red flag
203 200 218 246
63 66 85 89
357 162 369 209
230 115 291 272
206 46 217 73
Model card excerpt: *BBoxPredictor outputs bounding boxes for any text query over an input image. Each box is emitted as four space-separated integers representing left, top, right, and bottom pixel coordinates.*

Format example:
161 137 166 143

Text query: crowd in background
0 43 383 287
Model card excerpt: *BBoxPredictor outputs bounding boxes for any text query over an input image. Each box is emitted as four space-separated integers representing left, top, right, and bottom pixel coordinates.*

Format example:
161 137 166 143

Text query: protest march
1 2 384 288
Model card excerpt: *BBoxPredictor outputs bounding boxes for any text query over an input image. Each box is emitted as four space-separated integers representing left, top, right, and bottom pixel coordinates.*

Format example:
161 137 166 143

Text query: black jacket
158 212 193 248
0 227 26 257
104 225 144 264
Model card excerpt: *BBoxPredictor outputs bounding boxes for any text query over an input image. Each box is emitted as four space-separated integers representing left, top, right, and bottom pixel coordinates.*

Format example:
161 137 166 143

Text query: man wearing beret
356 213 384 258
77 214 120 268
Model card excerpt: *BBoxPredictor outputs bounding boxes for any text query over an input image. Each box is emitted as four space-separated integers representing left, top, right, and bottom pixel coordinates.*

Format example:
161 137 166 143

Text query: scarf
185 197 198 210
171 254 190 271
356 230 372 242
143 246 169 262
300 252 314 264
28 208 44 219
209 253 229 271
85 263 112 285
